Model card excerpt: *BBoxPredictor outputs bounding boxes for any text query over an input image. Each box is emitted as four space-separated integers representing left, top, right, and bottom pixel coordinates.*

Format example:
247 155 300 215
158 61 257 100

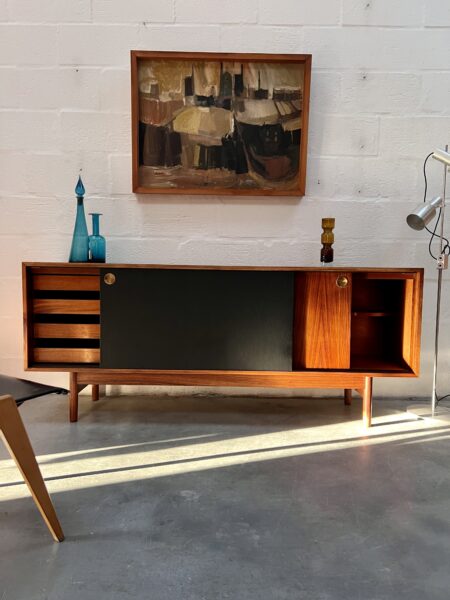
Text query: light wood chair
0 375 66 542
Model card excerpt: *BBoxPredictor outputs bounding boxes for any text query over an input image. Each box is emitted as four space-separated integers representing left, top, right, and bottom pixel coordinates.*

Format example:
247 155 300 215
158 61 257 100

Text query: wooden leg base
362 377 373 428
69 373 78 423
72 372 373 427
344 388 352 406
92 384 99 402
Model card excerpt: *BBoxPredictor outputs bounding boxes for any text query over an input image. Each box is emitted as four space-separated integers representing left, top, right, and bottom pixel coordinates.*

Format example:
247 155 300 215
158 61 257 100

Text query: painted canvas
131 52 311 196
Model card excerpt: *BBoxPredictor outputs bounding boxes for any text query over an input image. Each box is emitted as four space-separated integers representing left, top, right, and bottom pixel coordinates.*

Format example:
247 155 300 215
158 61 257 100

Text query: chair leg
0 395 64 542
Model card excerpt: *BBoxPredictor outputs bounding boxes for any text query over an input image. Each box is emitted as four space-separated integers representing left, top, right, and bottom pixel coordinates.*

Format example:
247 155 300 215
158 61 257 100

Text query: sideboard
22 263 424 427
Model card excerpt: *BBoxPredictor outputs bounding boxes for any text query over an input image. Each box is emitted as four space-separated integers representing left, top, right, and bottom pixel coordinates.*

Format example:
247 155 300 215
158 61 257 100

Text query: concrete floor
1 393 450 600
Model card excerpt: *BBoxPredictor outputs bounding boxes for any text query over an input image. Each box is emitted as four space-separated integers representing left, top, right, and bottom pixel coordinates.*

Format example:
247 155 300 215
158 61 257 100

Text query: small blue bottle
88 213 106 263
69 176 89 262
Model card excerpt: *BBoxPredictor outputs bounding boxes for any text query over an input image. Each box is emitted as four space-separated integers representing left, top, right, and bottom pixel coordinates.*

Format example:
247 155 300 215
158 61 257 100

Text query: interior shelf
350 356 411 373
352 311 396 317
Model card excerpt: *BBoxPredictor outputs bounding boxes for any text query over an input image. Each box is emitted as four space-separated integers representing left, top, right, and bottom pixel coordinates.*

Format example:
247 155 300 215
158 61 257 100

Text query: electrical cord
436 393 450 404
422 152 450 259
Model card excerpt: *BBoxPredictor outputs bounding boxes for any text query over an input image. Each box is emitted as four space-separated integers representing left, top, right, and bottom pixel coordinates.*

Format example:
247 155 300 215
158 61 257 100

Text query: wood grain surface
33 274 100 291
32 299 100 315
33 348 100 363
293 271 351 369
33 323 100 339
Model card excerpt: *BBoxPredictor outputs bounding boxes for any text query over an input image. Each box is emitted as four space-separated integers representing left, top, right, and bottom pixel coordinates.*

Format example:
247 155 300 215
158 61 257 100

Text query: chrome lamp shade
432 148 450 167
406 196 442 231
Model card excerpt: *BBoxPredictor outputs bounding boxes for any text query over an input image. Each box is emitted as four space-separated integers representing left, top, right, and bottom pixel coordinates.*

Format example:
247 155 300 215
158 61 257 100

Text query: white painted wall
1 0 449 399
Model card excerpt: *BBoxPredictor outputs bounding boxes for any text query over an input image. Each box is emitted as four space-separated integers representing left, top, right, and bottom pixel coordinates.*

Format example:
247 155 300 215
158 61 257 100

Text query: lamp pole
431 144 448 417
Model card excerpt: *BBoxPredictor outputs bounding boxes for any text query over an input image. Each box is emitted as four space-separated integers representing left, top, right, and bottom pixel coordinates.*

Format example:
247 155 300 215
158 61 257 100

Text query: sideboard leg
344 389 352 405
69 373 79 423
362 377 373 428
92 384 99 402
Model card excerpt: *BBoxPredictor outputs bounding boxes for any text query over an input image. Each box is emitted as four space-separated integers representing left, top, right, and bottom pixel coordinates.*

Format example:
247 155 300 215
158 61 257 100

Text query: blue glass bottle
88 213 106 263
69 176 89 262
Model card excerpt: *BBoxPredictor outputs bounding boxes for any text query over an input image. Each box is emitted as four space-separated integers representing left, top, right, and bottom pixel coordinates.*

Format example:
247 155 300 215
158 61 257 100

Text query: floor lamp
406 146 450 418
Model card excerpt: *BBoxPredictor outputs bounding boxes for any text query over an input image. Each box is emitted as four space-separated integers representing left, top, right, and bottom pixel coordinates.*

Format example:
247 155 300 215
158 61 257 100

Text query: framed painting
131 51 311 196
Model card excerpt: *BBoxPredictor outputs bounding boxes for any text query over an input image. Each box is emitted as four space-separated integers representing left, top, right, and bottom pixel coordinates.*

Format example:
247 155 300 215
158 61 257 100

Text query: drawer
25 269 101 367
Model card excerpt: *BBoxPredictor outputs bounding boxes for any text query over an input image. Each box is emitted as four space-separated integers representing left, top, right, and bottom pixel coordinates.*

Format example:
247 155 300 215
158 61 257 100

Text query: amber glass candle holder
320 218 335 264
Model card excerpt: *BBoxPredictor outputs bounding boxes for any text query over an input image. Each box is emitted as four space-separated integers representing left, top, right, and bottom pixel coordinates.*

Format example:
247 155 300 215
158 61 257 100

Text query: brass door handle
104 272 116 286
336 275 348 288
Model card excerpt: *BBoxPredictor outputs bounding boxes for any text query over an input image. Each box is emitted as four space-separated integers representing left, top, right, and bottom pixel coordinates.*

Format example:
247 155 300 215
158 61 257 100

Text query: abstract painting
131 51 311 196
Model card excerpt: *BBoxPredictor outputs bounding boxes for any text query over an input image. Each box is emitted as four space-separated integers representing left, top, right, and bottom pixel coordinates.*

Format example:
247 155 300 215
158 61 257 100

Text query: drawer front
33 274 100 291
25 268 101 366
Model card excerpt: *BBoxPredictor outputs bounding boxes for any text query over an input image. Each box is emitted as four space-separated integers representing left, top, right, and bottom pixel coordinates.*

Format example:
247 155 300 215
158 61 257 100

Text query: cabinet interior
350 275 410 372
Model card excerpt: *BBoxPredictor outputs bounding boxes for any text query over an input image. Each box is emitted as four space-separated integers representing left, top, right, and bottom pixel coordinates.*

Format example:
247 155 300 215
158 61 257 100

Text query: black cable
422 152 450 259
423 152 433 202
436 393 450 407
428 210 441 260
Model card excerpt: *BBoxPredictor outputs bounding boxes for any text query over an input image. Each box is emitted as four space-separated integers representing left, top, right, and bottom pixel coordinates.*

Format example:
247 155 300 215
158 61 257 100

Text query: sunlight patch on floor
36 433 219 464
1 410 446 502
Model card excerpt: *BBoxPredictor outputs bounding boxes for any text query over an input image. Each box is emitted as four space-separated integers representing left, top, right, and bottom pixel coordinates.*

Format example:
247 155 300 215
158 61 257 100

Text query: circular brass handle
104 272 116 286
336 275 348 288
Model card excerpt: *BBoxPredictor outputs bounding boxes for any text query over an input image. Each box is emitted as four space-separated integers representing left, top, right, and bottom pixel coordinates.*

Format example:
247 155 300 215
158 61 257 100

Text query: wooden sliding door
293 271 351 369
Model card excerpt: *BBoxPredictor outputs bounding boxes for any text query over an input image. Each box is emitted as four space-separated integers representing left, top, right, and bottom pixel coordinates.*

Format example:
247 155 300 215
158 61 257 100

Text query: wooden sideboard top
23 262 424 273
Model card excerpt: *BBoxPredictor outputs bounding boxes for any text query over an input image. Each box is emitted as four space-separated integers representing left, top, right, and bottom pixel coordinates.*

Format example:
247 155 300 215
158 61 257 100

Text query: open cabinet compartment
350 274 413 373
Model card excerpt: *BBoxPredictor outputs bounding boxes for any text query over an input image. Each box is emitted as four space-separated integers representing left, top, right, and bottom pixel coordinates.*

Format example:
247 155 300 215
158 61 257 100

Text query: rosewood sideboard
22 263 424 427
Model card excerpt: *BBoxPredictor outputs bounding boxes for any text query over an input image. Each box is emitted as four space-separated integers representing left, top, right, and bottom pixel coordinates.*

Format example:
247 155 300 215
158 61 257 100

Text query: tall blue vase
69 176 89 263
88 213 106 263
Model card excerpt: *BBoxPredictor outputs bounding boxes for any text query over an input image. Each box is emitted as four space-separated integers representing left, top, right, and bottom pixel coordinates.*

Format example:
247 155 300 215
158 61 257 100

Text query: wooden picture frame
131 51 311 196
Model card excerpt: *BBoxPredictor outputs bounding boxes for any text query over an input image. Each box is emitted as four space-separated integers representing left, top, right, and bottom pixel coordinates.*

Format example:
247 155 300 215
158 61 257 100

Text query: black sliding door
100 268 294 371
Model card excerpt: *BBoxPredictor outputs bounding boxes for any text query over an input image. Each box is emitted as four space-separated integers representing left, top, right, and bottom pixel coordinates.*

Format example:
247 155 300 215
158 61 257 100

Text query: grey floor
1 393 450 600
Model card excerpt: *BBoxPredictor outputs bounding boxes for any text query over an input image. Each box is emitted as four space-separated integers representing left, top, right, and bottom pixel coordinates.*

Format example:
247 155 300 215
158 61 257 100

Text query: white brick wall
8 0 92 23
425 0 450 26
93 0 174 24
175 0 257 24
1 0 449 399
0 25 58 64
342 0 424 27
260 0 341 26
0 0 8 20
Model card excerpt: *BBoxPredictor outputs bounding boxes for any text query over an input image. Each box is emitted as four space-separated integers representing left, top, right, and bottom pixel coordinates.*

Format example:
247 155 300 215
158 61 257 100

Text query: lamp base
407 403 450 421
